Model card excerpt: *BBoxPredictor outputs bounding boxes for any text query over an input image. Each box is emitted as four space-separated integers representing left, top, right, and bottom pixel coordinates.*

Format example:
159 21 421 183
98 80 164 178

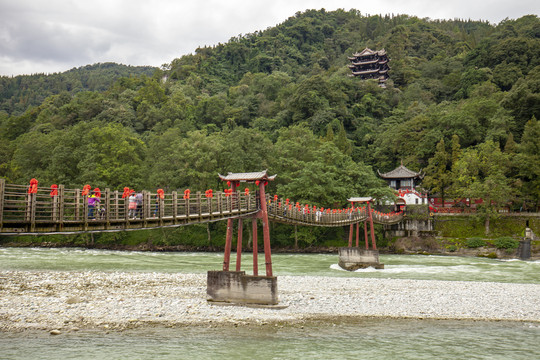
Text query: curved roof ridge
377 163 423 179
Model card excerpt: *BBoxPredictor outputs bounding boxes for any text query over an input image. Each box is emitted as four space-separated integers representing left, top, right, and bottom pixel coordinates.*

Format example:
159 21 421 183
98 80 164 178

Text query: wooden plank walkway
0 179 404 235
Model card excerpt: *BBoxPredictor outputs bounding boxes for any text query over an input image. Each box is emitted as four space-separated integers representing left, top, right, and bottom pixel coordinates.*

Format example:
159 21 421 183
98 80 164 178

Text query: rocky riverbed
1 270 539 333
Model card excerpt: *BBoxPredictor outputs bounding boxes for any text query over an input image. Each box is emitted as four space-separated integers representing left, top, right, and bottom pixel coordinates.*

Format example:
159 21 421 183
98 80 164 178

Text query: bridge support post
223 182 237 272
364 220 369 249
356 222 360 247
223 219 233 271
236 218 243 271
367 202 377 250
348 224 353 247
252 218 258 276
258 181 272 277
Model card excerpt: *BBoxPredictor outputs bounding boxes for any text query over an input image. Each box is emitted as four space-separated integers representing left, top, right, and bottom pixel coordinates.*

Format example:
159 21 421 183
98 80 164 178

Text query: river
1 247 539 359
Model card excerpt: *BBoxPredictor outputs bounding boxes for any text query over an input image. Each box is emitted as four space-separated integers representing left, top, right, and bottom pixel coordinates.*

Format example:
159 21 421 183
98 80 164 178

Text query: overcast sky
1 0 538 76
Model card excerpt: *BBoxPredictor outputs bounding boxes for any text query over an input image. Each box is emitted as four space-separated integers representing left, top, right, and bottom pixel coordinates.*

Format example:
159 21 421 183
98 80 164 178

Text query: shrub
465 237 486 248
493 237 519 249
447 245 458 252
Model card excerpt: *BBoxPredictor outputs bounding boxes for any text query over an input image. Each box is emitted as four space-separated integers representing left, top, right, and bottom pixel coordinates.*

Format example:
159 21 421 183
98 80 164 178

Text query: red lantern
244 188 249 195
274 195 278 201
50 184 58 197
27 178 38 194
82 184 91 196
255 180 260 186
93 188 101 198
183 189 191 199
157 189 165 199
122 187 130 198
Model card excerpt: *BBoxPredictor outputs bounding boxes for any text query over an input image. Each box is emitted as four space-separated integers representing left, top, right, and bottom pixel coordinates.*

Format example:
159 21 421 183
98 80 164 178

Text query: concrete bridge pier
207 271 278 305
338 247 384 270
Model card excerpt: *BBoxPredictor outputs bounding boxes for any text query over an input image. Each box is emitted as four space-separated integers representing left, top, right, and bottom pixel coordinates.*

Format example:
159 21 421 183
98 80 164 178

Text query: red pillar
355 222 360 247
235 218 243 271
252 218 258 276
367 202 377 250
223 182 237 271
258 182 273 277
223 219 233 271
348 224 353 247
364 220 369 249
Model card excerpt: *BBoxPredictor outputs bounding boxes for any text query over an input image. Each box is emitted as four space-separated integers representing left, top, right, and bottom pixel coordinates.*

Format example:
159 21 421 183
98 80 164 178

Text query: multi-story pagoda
348 48 390 87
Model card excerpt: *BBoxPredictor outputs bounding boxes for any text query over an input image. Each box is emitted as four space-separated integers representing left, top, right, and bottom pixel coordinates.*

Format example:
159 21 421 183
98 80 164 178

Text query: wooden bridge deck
0 179 403 235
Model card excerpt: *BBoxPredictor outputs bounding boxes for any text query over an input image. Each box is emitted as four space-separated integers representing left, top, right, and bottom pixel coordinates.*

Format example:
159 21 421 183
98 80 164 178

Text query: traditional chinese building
348 48 390 86
378 162 426 206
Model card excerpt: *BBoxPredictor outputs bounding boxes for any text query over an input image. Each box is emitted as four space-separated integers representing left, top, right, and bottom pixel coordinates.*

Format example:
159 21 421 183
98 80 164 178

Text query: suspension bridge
0 176 403 236
0 172 405 305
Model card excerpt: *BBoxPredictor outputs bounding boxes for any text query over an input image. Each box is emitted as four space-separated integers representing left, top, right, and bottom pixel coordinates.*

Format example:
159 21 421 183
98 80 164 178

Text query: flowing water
1 247 539 359
1 247 538 283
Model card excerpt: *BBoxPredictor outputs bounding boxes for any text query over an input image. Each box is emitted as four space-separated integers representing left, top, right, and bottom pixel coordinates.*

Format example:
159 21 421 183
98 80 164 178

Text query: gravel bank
1 271 539 332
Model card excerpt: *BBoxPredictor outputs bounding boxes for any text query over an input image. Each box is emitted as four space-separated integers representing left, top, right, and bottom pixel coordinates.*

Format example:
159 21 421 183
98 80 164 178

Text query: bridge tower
338 197 384 270
207 170 279 305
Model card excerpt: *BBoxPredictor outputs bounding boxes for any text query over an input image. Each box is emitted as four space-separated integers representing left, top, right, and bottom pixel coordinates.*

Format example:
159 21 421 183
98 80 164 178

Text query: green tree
451 141 513 234
423 139 451 205
515 116 540 210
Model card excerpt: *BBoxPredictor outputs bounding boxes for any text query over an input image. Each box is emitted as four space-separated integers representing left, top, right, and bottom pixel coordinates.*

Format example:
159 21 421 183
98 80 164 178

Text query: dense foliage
1 9 539 213
0 63 156 116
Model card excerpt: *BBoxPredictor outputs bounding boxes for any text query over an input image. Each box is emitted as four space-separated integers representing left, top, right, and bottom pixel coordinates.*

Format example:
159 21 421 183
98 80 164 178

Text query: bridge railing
0 178 404 234
265 196 371 226
0 179 259 234
265 195 404 226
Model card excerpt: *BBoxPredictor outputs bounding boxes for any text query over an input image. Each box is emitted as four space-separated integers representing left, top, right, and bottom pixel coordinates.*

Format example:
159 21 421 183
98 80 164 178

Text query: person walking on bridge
128 192 137 218
135 191 143 219
87 191 100 220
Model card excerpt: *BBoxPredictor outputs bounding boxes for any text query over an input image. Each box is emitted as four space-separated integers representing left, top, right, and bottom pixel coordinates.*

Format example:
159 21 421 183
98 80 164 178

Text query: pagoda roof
218 170 276 182
348 197 373 203
351 48 387 57
377 163 423 179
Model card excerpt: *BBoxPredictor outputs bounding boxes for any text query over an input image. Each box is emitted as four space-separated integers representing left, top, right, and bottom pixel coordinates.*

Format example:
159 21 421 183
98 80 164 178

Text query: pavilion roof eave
348 197 373 203
218 170 277 182
377 164 423 179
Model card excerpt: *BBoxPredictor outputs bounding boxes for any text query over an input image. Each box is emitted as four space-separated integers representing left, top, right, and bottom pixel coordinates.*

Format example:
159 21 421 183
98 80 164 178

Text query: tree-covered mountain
0 9 539 211
0 63 156 115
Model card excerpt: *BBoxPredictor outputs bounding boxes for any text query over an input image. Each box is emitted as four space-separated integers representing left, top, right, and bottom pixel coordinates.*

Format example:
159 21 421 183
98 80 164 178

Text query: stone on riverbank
0 270 538 332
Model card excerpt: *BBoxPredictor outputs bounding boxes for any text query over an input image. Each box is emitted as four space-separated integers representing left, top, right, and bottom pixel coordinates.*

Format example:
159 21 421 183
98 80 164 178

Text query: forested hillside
0 9 539 212
0 63 156 115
